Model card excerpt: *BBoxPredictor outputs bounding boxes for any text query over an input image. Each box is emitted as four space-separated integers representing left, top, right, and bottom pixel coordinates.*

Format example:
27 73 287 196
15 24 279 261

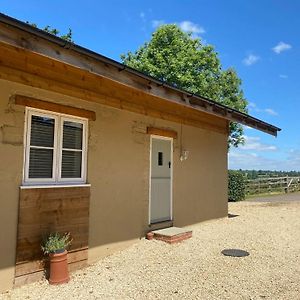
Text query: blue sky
1 1 299 171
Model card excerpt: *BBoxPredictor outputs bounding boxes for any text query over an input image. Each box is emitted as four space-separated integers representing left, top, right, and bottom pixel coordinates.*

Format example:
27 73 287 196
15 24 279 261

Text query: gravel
1 200 300 300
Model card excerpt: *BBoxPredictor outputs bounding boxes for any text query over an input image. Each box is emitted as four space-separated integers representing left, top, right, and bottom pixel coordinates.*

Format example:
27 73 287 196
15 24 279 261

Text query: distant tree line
233 169 300 180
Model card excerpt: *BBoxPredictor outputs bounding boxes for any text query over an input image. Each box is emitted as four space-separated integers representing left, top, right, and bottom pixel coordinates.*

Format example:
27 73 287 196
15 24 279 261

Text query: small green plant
41 232 72 255
228 170 246 202
26 22 73 42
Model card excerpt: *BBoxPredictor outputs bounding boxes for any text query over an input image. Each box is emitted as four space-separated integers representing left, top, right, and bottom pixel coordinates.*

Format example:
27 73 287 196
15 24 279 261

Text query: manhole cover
221 249 249 257
228 213 239 218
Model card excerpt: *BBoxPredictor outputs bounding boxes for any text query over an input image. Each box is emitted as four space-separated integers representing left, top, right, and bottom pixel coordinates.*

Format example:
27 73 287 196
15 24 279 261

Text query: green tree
121 25 248 148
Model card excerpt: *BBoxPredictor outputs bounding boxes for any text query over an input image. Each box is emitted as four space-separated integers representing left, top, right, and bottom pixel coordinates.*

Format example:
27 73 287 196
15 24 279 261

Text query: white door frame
148 135 173 224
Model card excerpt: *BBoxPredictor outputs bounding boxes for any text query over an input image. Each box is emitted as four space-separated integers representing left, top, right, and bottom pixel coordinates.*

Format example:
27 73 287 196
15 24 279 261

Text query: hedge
228 170 246 202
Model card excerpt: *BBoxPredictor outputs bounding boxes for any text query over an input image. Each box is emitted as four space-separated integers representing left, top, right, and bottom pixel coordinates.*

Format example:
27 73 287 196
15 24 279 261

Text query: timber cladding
14 95 96 121
0 41 228 135
15 186 90 286
147 127 178 139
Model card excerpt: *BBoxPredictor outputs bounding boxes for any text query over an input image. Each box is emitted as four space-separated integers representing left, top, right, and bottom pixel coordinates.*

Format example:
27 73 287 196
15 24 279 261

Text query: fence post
284 177 288 193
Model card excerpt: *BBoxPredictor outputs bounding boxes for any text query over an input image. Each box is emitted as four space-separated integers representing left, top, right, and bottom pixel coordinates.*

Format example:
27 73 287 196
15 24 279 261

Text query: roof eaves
0 13 281 136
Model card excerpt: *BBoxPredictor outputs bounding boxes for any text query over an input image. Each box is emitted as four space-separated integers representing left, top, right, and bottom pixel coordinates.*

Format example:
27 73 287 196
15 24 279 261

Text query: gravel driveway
1 199 300 300
247 191 300 203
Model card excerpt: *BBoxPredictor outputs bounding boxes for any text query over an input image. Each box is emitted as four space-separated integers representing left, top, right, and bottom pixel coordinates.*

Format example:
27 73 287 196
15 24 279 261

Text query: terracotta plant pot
49 249 70 285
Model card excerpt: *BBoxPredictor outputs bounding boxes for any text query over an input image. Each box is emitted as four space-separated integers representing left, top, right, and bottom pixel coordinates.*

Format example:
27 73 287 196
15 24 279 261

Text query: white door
150 137 172 224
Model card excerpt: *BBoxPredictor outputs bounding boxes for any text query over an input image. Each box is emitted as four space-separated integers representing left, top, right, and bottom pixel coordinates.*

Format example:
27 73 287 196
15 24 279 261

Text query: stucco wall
0 78 228 292
0 81 25 292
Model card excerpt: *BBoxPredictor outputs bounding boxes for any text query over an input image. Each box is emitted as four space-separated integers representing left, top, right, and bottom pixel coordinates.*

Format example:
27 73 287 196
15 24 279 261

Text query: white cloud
229 148 300 171
264 108 278 116
178 21 205 36
248 102 278 116
239 136 277 151
152 20 165 28
228 151 279 170
139 12 145 19
151 20 205 38
279 74 288 79
272 42 292 54
242 54 260 66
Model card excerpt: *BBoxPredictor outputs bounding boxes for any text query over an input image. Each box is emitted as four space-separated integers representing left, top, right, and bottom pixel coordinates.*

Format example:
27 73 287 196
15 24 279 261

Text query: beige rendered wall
0 81 25 292
0 79 228 292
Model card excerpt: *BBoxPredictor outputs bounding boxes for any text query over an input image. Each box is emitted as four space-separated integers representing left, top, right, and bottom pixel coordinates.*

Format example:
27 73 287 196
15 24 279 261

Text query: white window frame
23 107 88 185
58 115 87 183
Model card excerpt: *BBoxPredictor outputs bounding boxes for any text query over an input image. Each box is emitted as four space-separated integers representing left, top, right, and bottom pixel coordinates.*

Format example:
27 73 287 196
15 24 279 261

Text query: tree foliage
26 22 73 42
121 25 248 148
228 170 246 202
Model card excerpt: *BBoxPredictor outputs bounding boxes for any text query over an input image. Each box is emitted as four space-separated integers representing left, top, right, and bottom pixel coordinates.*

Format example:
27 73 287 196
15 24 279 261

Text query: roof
0 13 281 136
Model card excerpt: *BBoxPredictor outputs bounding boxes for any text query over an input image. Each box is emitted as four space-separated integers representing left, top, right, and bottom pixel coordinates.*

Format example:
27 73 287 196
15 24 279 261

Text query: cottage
0 13 280 291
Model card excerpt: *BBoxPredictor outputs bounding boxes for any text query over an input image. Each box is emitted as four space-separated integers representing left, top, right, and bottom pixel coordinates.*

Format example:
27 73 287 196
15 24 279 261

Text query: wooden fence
246 176 300 195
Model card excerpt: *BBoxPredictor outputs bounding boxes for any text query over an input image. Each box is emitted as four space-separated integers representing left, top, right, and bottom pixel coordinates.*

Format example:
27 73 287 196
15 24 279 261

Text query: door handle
168 161 171 168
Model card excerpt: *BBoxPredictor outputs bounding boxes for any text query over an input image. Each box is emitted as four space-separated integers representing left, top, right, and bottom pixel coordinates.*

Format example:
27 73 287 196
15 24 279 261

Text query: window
158 152 163 166
24 108 87 185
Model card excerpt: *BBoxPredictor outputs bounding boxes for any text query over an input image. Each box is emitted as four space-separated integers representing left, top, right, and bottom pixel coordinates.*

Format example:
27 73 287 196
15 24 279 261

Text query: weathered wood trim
147 127 177 139
15 95 96 120
226 120 230 135
0 42 228 135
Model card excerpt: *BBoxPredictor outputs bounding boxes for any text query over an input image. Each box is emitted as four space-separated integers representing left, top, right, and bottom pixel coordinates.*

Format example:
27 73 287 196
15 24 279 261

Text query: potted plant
41 232 72 285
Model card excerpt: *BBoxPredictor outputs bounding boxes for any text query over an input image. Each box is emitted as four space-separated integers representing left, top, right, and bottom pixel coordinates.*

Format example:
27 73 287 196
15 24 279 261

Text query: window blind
61 121 83 178
29 148 53 178
30 116 54 147
28 116 55 179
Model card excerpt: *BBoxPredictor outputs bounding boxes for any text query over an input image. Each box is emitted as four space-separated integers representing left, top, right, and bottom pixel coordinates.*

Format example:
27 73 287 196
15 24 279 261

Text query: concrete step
147 227 192 244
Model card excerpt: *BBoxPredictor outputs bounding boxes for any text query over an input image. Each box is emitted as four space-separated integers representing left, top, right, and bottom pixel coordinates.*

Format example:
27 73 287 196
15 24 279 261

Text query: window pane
63 121 83 150
30 115 55 147
61 150 82 178
29 148 53 178
158 152 163 166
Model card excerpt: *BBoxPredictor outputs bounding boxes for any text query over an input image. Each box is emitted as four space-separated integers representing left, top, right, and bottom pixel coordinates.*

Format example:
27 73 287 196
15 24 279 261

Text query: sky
1 1 299 171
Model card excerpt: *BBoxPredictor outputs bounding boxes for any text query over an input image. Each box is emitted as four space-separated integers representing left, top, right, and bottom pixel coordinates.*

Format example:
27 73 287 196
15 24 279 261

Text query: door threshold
149 220 173 231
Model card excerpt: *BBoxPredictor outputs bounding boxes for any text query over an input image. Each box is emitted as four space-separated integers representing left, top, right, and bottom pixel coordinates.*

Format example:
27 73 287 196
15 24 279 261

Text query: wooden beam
0 65 227 134
15 95 96 121
147 127 178 139
0 42 228 135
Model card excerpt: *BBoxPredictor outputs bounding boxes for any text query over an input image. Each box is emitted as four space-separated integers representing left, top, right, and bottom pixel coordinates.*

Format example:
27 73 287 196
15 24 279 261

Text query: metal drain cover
221 249 249 257
228 213 239 218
